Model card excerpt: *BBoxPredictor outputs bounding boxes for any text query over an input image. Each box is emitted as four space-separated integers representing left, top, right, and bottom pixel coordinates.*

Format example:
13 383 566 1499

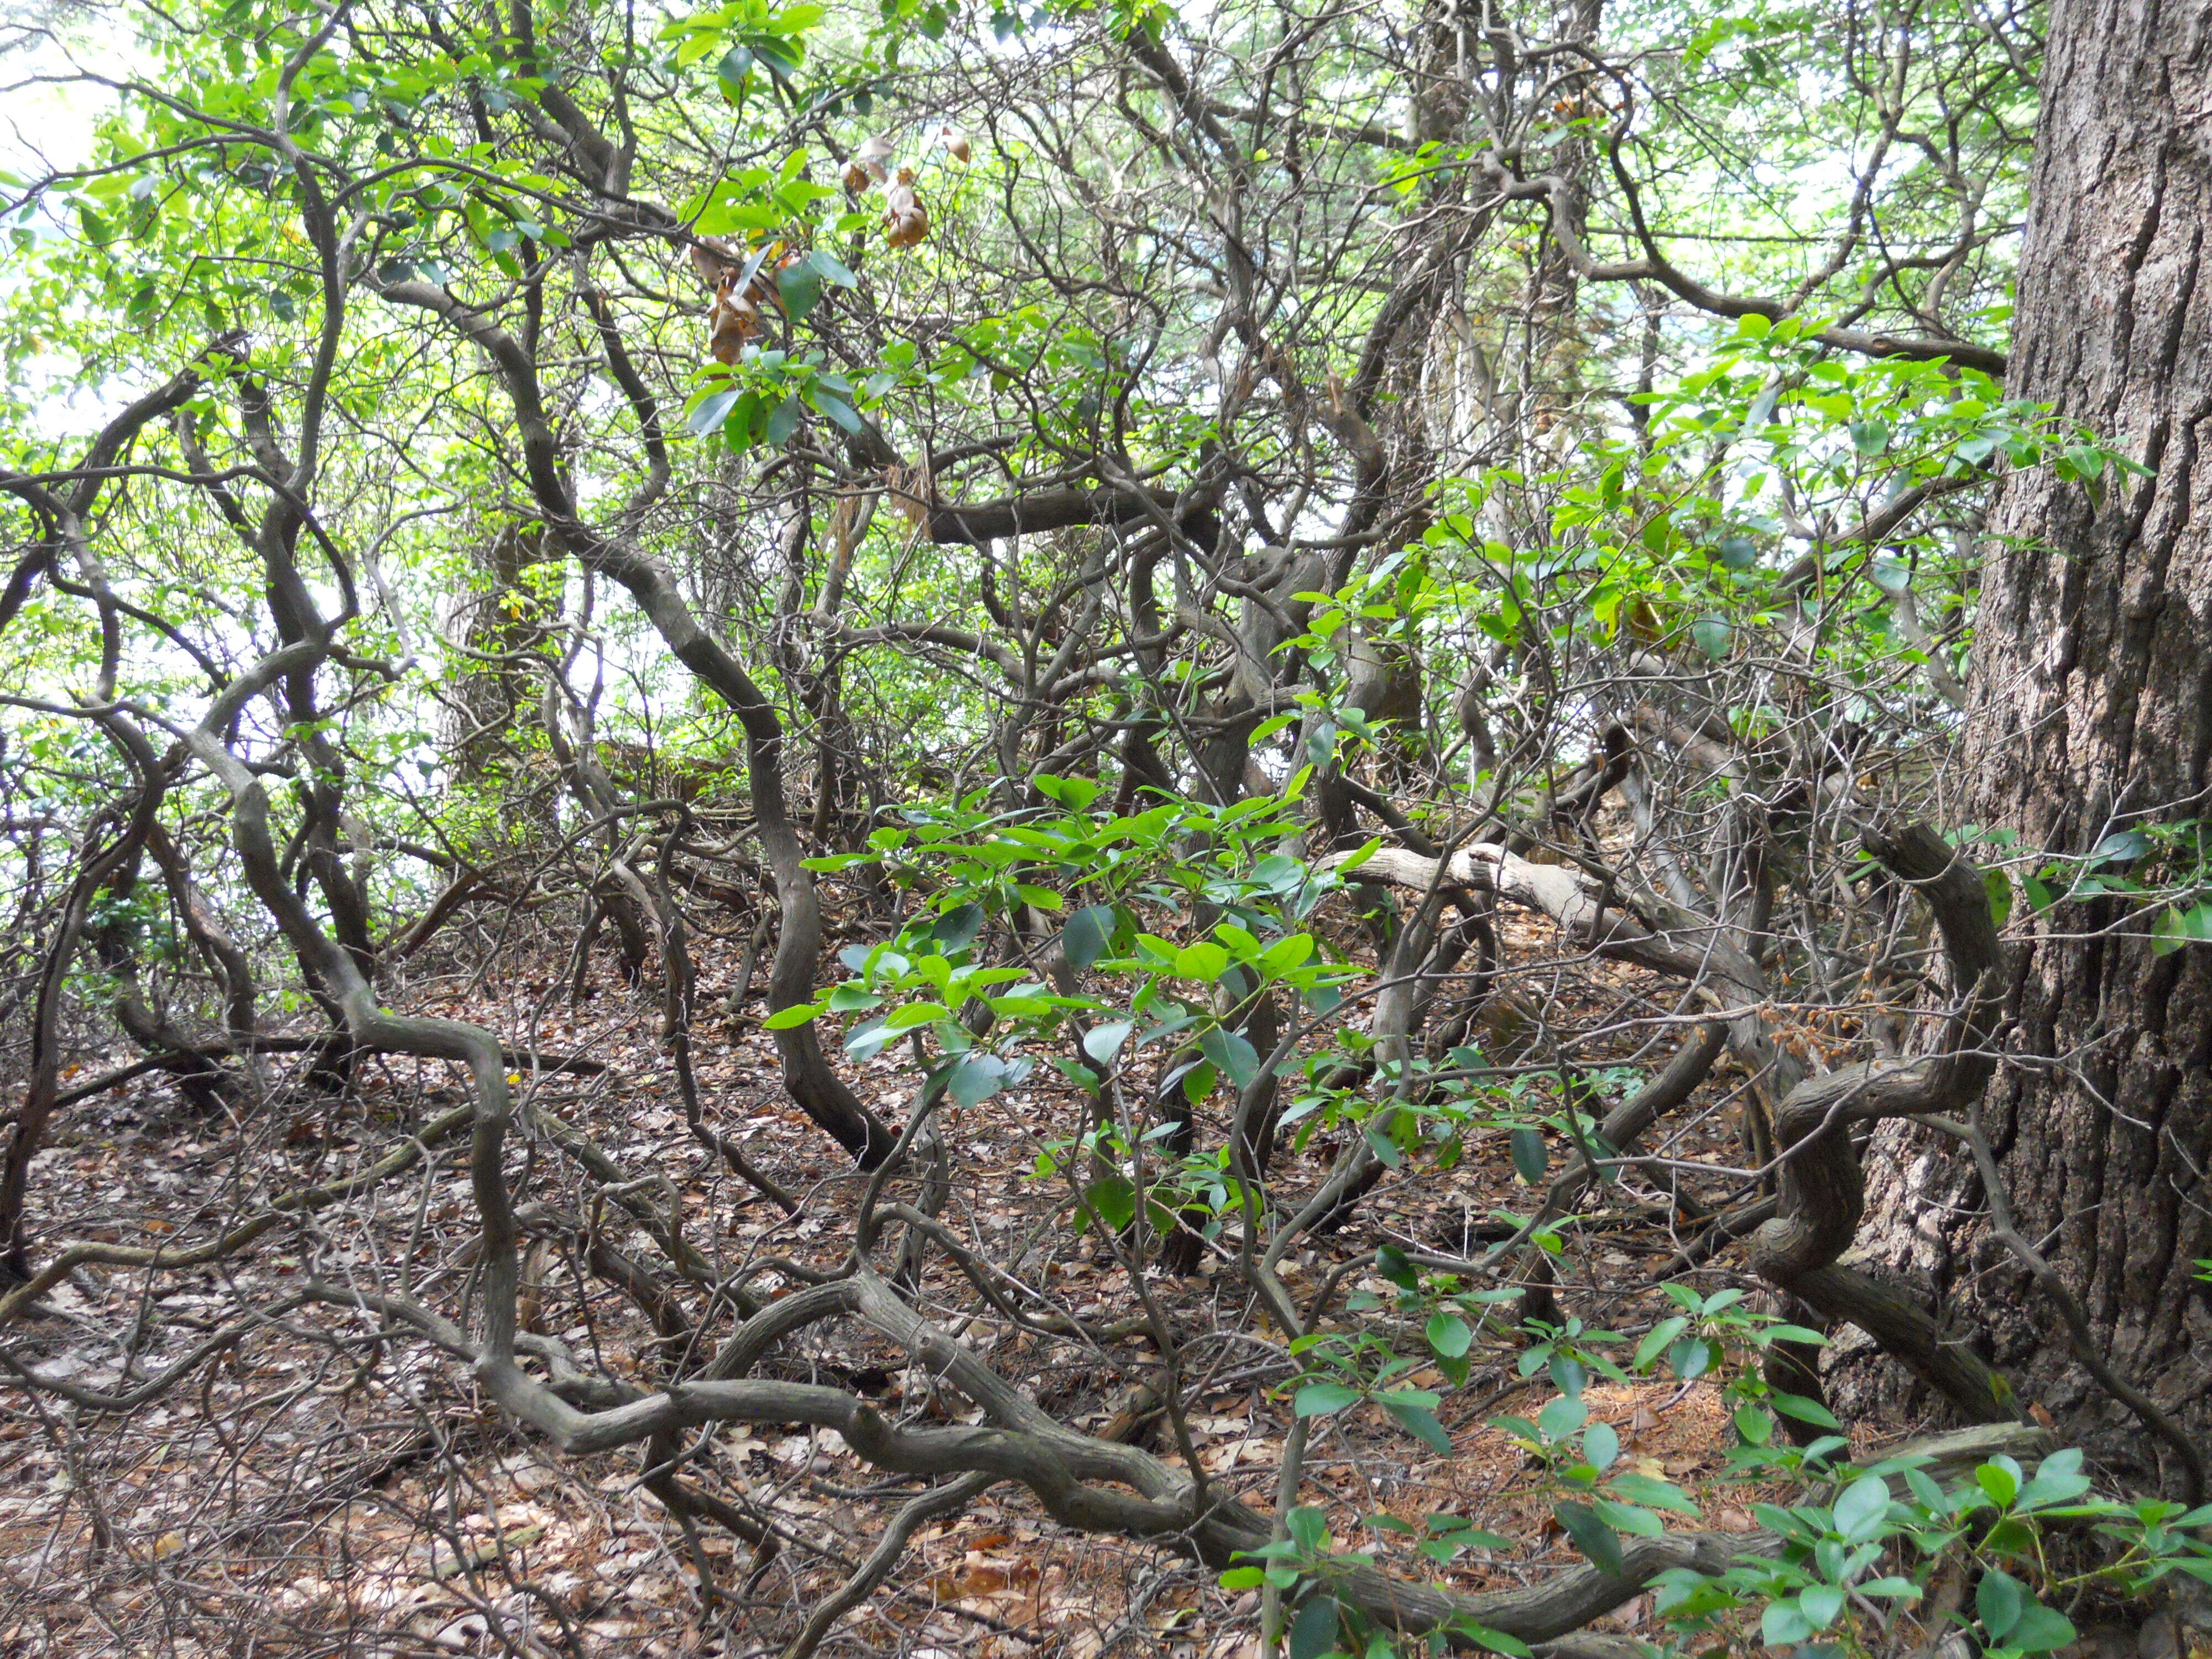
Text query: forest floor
0 901 1976 1659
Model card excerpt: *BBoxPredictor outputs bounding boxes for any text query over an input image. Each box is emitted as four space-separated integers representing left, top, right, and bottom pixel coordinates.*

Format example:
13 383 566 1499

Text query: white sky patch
3 13 148 439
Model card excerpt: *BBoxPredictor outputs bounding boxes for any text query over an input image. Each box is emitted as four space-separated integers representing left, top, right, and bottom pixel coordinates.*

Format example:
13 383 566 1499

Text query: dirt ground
0 916 2052 1659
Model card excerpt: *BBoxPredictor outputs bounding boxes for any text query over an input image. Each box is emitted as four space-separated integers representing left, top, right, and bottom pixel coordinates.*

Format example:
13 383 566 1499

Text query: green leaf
1198 1026 1260 1091
1860 1576 1924 1601
2007 1603 2078 1652
1287 1594 1339 1659
1449 1622 1532 1658
806 248 858 287
811 388 863 434
1175 941 1230 982
1769 1390 1841 1429
1976 1455 2022 1508
777 258 822 322
1762 1599 1814 1646
1489 1413 1543 1447
1305 719 1337 768
1034 771 1102 809
1634 1317 1688 1372
1761 1324 1829 1346
1217 1566 1266 1590
1592 1498 1663 1537
1050 1057 1101 1091
2153 900 2212 955
844 1016 895 1060
1833 1472 1892 1541
2016 1447 2093 1509
761 1001 821 1029
1987 867 2014 927
1437 1527 1519 1554
1082 1173 1136 1232
1715 531 1759 570
686 386 743 435
1286 1505 1330 1552
1801 1583 1845 1629
1376 1244 1418 1290
1378 1393 1454 1455
1510 1125 1548 1185
947 1052 1009 1107
1537 1393 1588 1441
1977 1567 2024 1639
715 43 755 99
1364 1122 1404 1168
1181 1058 1219 1105
1061 904 1115 971
2094 828 2150 864
920 913 979 962
1552 1501 1624 1576
1294 1381 1362 1417
1667 1336 1713 1381
1850 418 1892 456
1582 1418 1619 1472
1692 613 1731 660
1604 1471 1700 1516
1426 1314 1473 1359
1083 1020 1134 1067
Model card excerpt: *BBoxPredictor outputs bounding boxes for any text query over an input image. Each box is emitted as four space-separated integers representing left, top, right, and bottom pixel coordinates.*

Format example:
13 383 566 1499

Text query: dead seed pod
706 269 761 362
697 234 794 358
843 134 894 194
687 233 742 289
940 123 972 163
882 166 928 248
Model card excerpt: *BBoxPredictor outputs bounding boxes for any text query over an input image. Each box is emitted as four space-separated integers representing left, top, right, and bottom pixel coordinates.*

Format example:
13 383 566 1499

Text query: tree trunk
1849 0 2212 1488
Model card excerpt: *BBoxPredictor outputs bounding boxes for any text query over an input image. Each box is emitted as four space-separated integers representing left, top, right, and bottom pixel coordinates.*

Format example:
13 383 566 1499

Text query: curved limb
1750 822 2020 1425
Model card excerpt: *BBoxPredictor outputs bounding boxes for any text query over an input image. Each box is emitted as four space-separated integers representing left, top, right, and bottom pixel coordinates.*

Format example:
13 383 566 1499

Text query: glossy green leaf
1426 1313 1472 1359
1294 1381 1361 1417
1198 1026 1260 1090
1287 1594 1339 1659
1833 1472 1892 1541
1083 1020 1133 1066
1552 1501 1623 1576
1060 904 1115 971
1510 1125 1548 1185
1977 1567 2023 1639
1378 1393 1454 1455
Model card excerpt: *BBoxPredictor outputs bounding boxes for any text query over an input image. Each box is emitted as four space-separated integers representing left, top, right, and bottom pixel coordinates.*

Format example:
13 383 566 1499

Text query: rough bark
1851 0 2212 1488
